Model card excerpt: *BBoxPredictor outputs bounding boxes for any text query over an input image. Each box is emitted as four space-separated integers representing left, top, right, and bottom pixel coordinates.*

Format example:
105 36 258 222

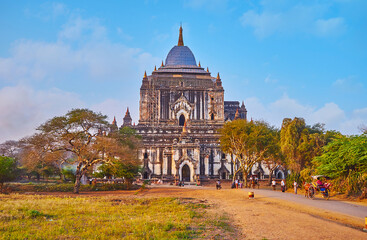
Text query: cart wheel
324 189 330 200
309 187 315 199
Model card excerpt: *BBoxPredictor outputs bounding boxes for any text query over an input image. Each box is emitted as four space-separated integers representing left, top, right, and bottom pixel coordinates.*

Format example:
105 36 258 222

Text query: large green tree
219 119 278 187
25 108 140 193
280 118 329 173
0 156 18 192
261 128 284 185
313 134 367 197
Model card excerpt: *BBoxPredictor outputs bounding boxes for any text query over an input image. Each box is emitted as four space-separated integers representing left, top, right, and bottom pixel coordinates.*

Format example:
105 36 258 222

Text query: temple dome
165 46 197 66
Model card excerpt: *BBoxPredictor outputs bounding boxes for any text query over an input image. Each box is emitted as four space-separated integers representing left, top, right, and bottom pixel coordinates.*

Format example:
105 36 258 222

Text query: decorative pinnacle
144 71 147 78
161 60 164 67
154 66 157 71
182 120 187 133
178 25 184 46
206 67 209 73
217 72 220 80
198 61 201 67
112 116 117 125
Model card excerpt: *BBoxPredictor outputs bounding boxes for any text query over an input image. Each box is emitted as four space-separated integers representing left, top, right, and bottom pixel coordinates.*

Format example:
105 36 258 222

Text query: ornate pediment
171 94 194 114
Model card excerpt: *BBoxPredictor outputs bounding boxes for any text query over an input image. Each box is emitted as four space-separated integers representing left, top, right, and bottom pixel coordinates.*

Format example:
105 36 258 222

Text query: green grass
0 195 207 239
9 182 140 192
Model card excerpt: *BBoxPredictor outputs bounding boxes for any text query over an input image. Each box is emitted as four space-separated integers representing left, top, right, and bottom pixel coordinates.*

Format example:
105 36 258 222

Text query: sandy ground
37 186 366 240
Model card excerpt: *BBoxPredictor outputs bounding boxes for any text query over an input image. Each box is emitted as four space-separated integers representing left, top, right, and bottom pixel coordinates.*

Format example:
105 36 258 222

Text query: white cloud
245 95 365 135
240 2 346 38
0 85 84 143
315 17 346 36
0 17 158 84
59 16 107 41
0 13 158 143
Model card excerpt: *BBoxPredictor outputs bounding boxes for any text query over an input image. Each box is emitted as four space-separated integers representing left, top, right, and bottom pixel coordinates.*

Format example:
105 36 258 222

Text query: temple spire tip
178 25 184 46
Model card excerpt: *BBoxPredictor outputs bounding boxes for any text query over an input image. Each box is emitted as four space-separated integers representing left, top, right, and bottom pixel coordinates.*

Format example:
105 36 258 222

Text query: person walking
235 179 238 189
293 180 298 194
272 180 276 190
216 180 221 190
281 179 286 192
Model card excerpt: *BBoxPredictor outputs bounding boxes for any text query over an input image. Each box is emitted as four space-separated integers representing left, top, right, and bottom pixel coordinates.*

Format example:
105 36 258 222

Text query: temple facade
121 27 251 182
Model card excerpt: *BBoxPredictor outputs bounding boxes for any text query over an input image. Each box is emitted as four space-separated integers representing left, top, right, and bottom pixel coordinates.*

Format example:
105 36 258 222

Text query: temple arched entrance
181 164 190 182
179 114 185 126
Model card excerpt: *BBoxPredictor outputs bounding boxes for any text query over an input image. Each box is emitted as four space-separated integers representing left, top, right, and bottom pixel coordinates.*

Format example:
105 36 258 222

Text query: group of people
272 179 299 194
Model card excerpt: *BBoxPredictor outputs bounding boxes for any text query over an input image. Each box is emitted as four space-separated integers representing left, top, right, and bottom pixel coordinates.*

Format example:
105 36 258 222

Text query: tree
262 129 284 185
280 118 328 173
219 119 277 187
0 140 23 159
20 133 65 181
313 134 367 197
0 156 18 192
27 108 139 193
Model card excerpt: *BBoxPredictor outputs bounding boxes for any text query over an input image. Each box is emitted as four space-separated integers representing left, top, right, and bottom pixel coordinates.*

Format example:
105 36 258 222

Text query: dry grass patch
0 194 238 239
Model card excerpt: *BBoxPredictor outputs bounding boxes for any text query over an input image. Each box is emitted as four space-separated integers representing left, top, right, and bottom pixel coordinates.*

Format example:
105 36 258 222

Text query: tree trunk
243 170 248 187
74 172 82 194
268 169 274 186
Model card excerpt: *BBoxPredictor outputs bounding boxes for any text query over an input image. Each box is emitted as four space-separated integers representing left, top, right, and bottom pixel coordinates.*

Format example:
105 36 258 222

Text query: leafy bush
313 135 367 197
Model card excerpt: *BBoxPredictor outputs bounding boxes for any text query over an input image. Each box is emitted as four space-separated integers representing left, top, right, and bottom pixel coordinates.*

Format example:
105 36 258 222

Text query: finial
126 107 130 114
241 101 245 106
206 67 209 73
182 120 187 133
144 71 147 78
178 25 184 46
161 60 164 67
198 61 201 67
154 66 157 71
217 72 220 80
112 116 117 125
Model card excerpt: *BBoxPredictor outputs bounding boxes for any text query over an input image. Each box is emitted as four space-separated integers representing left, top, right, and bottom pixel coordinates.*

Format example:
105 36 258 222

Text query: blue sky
0 0 366 142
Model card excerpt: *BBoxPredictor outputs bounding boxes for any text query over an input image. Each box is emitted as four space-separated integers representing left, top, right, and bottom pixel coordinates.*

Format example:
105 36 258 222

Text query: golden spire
206 67 209 73
198 61 201 67
178 25 184 46
112 116 117 125
144 71 147 78
217 72 220 80
182 120 187 134
161 60 164 67
154 65 157 71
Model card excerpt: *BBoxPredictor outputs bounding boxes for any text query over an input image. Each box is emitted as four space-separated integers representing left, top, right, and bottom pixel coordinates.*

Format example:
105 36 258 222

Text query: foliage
285 172 301 189
0 195 230 239
261 128 285 185
61 167 76 182
313 134 367 197
299 168 313 184
219 119 278 186
0 156 19 192
280 118 330 173
22 108 140 193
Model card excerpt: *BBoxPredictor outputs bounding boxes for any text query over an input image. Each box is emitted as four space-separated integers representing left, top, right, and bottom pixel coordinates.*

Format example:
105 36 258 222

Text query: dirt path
249 188 367 219
36 186 367 239
140 186 366 240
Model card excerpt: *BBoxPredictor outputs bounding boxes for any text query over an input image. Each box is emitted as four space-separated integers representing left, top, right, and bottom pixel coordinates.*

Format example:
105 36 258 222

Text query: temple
124 27 249 182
